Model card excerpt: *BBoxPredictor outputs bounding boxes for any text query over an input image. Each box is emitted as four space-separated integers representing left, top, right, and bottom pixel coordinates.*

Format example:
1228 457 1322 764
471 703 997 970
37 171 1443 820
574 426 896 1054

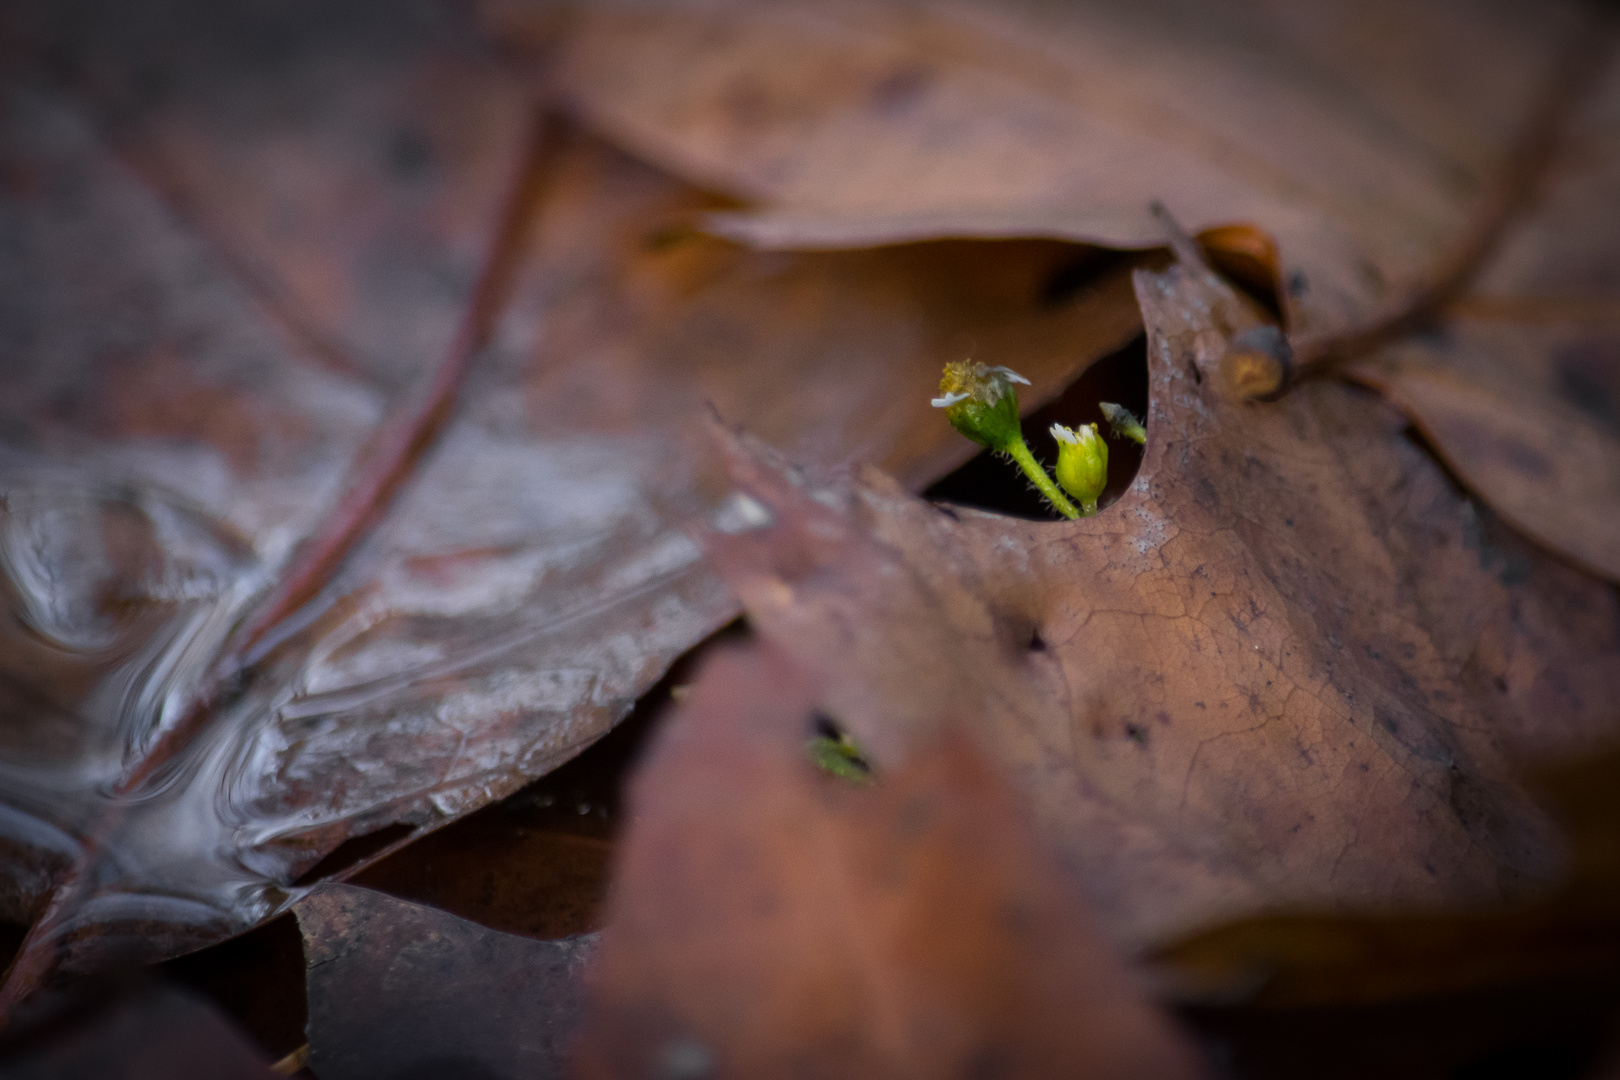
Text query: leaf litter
0 0 1144 989
492 0 1620 580
0 0 1617 1073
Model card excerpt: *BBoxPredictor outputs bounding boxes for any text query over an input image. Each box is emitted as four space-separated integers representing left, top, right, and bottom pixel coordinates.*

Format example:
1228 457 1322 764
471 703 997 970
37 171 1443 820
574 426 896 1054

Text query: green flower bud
1050 422 1108 515
932 361 1030 453
1099 401 1147 445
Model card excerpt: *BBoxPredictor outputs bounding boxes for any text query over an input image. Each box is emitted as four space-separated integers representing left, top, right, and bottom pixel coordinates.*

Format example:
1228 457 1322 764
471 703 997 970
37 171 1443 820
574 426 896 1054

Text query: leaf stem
1006 439 1083 519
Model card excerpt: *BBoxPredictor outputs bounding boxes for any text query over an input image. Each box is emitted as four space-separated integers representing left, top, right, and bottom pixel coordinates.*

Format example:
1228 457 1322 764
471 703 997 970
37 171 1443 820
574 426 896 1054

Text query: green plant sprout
1099 401 1147 445
932 364 1145 518
932 361 1083 519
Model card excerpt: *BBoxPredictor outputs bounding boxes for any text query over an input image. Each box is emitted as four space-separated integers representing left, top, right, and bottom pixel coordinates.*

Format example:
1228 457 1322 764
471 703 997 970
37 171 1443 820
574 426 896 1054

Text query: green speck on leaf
807 732 874 784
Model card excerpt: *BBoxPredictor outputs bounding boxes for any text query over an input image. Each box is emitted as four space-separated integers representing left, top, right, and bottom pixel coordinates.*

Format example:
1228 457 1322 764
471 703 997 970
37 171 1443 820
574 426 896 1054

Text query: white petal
1049 422 1077 444
931 392 970 408
992 366 1032 385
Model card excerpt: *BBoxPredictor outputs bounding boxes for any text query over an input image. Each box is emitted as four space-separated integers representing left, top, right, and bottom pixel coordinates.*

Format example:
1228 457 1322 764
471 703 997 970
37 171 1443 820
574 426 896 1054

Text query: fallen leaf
575 642 1206 1079
492 0 1620 578
505 0 1570 326
1153 743 1620 1008
701 260 1620 950
0 0 1142 978
1347 53 1620 581
294 883 594 1080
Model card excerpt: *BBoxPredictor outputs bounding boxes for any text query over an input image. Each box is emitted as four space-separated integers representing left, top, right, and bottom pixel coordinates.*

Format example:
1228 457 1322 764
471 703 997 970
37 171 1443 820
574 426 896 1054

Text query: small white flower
931 391 971 408
1049 422 1078 445
991 366 1032 385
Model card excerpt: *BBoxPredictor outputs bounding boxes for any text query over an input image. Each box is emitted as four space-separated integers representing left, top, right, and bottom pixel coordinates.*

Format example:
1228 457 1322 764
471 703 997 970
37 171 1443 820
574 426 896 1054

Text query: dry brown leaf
1153 745 1620 1008
575 643 1206 1080
489 0 1620 579
1347 57 1620 581
701 260 1620 949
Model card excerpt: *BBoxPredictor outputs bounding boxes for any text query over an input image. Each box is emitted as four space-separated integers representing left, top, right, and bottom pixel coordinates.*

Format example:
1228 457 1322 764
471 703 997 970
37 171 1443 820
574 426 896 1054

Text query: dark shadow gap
1181 969 1618 1080
923 334 1149 520
1040 247 1134 309
291 822 416 888
159 913 308 1061
0 922 28 978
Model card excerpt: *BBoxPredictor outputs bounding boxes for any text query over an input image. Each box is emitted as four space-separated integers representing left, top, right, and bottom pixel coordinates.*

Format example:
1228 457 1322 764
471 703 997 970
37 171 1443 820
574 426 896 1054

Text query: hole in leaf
1028 628 1049 652
810 711 844 741
806 710 874 782
924 334 1149 521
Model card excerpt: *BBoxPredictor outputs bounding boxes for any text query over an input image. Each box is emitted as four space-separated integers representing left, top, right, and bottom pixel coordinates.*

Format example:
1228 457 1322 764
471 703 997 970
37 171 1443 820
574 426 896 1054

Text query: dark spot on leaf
1555 339 1620 436
1125 723 1147 746
868 65 932 114
387 128 434 180
1193 477 1220 511
999 898 1036 936
1492 435 1554 479
898 795 936 837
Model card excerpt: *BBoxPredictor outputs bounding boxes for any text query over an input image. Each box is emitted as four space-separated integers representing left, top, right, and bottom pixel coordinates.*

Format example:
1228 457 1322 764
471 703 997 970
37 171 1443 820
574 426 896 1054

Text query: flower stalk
932 361 1081 520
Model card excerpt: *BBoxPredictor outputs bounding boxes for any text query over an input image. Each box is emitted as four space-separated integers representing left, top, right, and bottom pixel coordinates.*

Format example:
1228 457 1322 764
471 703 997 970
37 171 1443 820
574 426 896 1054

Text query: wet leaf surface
295 883 594 1080
702 262 1620 949
0 0 1140 972
576 642 1207 1080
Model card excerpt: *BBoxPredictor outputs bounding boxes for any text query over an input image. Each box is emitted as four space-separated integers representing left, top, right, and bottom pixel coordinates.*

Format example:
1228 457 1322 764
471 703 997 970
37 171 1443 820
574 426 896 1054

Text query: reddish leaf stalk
0 108 560 1018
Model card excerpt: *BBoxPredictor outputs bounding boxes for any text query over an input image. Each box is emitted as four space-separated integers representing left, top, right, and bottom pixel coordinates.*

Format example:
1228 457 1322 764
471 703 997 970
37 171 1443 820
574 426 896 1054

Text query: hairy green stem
1006 439 1084 519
